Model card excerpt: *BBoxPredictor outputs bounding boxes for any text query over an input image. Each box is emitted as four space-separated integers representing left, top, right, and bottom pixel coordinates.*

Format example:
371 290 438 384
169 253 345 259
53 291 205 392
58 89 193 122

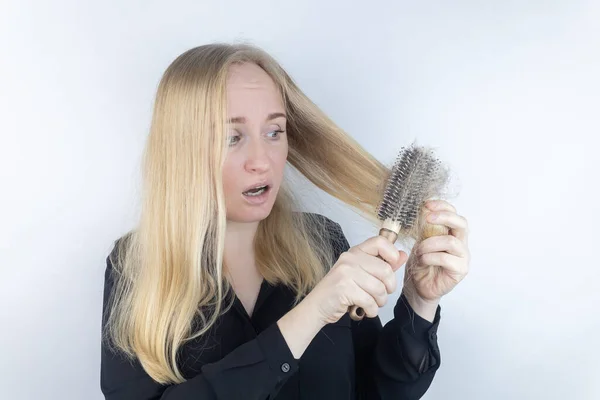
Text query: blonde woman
101 43 470 400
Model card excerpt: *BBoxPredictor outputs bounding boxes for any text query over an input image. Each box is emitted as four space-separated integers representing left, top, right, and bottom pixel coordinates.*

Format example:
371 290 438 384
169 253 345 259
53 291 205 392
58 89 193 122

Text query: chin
227 209 272 224
226 195 277 223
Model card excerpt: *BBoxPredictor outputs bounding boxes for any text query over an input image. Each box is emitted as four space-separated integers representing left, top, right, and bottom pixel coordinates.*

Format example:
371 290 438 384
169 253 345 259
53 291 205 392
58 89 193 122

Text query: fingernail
428 213 437 222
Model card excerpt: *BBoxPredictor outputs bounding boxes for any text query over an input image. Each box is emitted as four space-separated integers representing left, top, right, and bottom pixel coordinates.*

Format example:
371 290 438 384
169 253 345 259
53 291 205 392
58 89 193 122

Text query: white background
1 1 599 399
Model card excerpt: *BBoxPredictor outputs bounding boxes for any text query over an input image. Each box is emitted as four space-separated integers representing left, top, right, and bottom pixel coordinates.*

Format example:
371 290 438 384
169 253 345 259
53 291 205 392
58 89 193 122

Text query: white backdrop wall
1 1 598 399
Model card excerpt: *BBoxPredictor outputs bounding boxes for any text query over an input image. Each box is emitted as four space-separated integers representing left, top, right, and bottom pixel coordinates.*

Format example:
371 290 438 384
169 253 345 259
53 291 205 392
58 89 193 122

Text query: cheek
221 160 239 193
271 144 288 168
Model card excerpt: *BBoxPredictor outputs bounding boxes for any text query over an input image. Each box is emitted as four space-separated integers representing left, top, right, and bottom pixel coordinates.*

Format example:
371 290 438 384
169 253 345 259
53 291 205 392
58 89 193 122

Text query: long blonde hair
103 42 390 384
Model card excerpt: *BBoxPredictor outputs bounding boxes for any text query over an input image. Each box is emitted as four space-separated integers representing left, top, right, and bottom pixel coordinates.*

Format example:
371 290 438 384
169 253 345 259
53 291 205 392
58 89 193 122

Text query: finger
424 199 456 213
352 282 380 318
419 251 467 275
392 250 409 272
353 252 398 294
351 236 402 269
426 211 469 242
415 235 468 258
352 267 389 307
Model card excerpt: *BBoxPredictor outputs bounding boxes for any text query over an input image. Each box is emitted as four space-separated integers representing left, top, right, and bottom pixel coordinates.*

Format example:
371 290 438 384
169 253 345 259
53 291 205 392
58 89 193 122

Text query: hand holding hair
401 198 470 322
347 142 459 321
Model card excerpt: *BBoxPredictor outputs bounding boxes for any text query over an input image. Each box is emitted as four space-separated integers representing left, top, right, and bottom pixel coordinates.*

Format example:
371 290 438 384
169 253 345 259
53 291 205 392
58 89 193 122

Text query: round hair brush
349 141 452 321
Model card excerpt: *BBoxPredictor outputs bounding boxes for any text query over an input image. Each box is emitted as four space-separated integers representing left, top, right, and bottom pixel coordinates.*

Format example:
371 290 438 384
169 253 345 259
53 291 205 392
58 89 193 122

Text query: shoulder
297 211 340 229
298 211 350 257
296 211 343 234
106 231 135 270
103 231 136 299
102 231 136 324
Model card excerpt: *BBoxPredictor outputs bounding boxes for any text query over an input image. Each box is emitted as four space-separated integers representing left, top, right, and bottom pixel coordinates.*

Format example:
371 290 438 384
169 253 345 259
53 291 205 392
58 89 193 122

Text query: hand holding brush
291 142 470 328
348 142 470 321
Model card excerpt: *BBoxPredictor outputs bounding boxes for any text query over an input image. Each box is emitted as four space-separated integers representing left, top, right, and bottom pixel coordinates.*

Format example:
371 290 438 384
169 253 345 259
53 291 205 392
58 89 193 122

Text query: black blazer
100 214 442 399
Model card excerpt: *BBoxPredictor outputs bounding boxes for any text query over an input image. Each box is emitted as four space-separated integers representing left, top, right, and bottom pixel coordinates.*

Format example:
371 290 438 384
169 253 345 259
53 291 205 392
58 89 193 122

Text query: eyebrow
227 112 287 124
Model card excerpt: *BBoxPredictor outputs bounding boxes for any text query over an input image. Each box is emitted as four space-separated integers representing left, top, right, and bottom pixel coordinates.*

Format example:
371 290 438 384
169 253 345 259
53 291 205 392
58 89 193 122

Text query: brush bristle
376 142 449 233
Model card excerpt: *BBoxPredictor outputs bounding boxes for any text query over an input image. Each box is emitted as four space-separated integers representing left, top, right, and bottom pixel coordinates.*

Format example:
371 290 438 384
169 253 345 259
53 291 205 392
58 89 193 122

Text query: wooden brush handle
420 212 450 241
348 304 366 320
348 208 448 321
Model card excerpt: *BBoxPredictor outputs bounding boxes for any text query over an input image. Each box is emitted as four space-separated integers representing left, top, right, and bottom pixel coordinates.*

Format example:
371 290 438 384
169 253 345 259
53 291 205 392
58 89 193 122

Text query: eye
268 129 285 139
227 135 240 146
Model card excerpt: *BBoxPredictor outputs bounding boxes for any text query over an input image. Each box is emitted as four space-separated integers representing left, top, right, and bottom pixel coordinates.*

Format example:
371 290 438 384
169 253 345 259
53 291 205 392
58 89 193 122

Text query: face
222 63 288 224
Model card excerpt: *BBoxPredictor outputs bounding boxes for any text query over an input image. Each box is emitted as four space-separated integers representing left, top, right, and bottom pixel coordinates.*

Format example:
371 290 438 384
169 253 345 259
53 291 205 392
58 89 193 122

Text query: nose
244 137 270 173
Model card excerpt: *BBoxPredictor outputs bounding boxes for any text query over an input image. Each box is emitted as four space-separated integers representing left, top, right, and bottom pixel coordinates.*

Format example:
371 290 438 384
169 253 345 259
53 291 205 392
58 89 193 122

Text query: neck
224 219 260 274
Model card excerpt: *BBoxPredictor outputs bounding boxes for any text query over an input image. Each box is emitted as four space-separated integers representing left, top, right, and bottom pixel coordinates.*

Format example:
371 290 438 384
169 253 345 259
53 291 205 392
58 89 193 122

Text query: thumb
392 250 409 272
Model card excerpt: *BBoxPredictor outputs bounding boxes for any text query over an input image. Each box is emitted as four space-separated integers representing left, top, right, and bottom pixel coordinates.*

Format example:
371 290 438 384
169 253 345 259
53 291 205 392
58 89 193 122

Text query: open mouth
242 185 270 197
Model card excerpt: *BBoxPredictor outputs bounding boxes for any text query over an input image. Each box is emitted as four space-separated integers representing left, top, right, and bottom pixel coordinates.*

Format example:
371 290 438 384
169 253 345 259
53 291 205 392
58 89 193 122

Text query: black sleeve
326 218 442 400
356 294 441 400
100 249 299 400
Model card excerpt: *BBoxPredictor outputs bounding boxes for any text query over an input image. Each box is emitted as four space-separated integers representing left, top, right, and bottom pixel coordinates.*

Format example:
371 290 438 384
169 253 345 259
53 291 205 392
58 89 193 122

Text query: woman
101 43 470 399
